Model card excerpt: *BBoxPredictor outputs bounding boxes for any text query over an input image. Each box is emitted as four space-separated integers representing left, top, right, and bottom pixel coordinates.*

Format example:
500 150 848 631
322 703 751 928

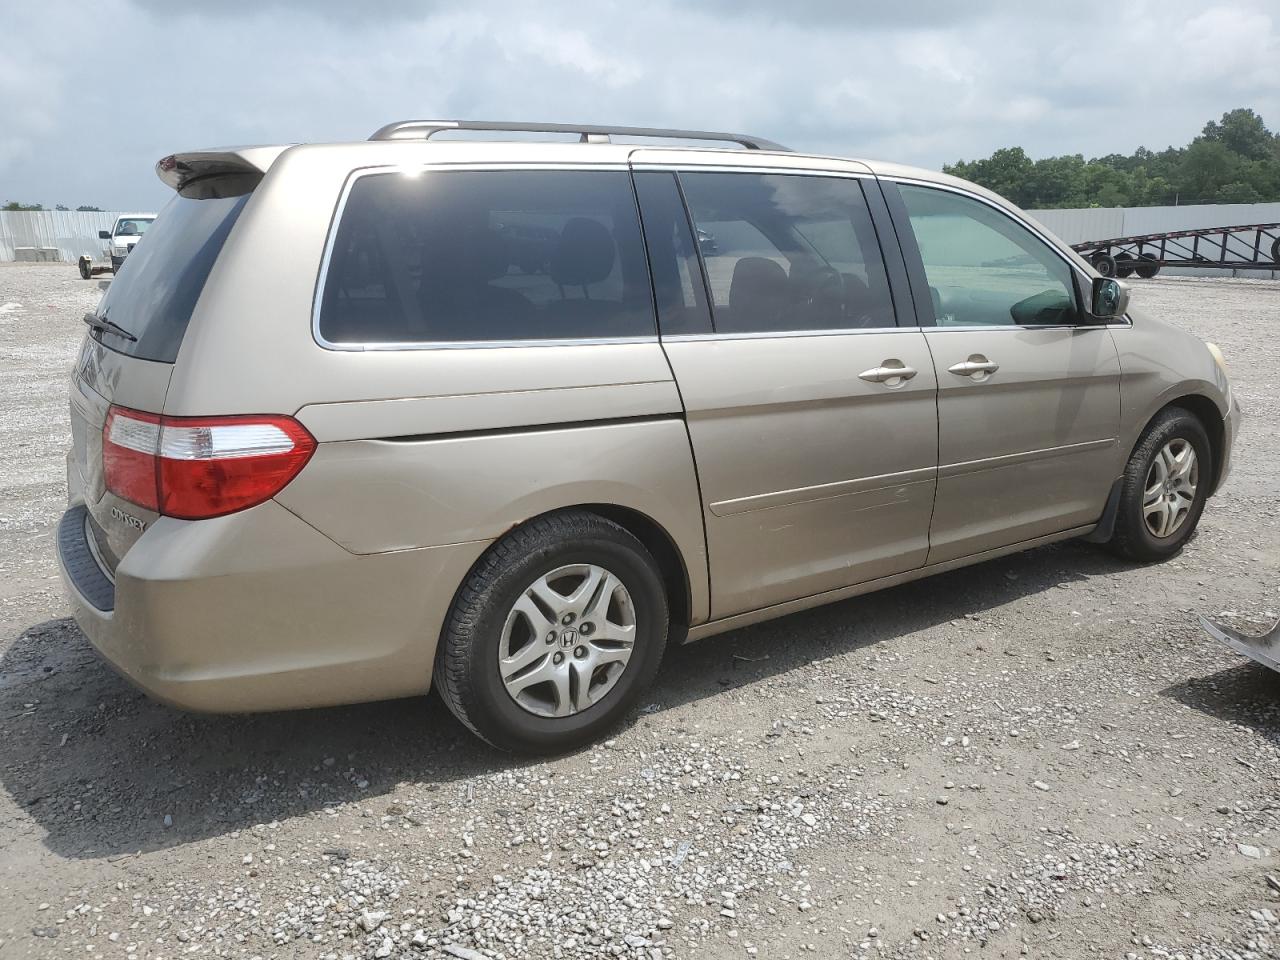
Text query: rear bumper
56 498 489 712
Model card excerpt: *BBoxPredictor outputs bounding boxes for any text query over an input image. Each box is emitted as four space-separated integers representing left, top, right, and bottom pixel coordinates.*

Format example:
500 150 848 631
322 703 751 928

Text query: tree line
2 202 103 212
944 108 1280 209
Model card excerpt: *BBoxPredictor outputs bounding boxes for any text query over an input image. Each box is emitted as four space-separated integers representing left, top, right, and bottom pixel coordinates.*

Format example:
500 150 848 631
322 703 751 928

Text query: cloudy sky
4 0 1278 210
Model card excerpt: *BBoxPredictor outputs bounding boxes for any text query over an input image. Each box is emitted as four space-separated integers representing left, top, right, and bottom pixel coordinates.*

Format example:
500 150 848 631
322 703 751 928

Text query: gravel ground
1 262 1278 960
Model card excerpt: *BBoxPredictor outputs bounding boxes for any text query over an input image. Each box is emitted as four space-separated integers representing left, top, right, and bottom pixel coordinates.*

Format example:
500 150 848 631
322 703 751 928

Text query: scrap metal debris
1199 616 1280 674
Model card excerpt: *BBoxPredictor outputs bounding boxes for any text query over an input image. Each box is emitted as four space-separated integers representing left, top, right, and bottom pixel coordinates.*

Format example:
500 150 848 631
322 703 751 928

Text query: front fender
1111 311 1230 461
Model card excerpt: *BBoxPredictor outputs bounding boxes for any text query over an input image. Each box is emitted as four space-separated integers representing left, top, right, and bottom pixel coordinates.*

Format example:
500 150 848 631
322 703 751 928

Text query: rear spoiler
155 145 292 194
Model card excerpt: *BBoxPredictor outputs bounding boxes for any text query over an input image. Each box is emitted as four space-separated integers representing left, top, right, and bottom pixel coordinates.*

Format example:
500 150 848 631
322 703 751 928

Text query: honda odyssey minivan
59 120 1239 753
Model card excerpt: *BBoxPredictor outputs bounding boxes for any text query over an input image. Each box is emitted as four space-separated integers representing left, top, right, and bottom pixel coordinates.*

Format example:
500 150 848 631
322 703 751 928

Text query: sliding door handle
948 356 1000 379
859 362 918 385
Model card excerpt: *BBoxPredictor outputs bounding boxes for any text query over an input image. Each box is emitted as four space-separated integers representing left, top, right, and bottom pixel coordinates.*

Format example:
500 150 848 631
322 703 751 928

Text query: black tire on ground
78 257 91 280
434 509 669 754
1271 236 1280 266
1136 253 1161 279
111 257 123 274
1092 253 1117 277
1105 407 1212 563
1114 252 1136 278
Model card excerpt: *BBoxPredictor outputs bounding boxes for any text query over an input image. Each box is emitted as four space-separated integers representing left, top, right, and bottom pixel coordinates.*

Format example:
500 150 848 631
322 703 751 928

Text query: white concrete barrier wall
0 211 120 263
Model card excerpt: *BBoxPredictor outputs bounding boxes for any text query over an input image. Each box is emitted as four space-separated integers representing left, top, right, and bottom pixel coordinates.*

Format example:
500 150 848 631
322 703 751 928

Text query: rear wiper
83 312 137 342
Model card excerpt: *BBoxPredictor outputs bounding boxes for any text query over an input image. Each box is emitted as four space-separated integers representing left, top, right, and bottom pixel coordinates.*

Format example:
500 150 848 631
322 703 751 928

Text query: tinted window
899 185 1079 327
677 173 895 333
632 172 712 336
318 170 656 344
93 194 249 362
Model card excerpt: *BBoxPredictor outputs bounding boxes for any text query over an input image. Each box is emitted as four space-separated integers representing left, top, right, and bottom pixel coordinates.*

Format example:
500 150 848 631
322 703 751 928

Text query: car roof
261 140 970 193
162 137 963 193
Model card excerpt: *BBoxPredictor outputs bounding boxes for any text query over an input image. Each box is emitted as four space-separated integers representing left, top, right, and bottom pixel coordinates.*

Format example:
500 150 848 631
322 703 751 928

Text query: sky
3 0 1279 210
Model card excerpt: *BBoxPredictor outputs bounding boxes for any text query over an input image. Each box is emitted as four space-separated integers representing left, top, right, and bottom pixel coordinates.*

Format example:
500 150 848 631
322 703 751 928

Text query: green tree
75 205 103 212
1200 108 1276 161
2 201 43 211
946 147 1035 206
1024 154 1086 207
1176 139 1239 204
1216 181 1262 203
944 107 1280 208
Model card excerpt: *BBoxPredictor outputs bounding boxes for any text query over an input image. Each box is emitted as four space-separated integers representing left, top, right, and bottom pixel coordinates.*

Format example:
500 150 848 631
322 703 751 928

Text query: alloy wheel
1142 438 1198 539
498 563 637 718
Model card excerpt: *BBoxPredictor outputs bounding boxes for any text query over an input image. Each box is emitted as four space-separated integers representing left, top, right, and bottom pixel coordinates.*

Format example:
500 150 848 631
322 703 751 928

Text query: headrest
729 256 788 311
551 218 616 288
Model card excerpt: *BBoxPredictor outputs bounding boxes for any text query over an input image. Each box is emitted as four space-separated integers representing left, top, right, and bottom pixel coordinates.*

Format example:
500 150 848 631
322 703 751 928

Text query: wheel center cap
559 628 577 648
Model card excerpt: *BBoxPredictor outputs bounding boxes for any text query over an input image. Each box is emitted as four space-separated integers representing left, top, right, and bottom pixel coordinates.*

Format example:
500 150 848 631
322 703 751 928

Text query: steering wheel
802 264 844 308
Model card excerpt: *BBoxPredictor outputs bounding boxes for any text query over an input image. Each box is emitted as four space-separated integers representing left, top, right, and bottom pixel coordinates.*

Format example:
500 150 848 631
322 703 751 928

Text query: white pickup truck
99 213 156 273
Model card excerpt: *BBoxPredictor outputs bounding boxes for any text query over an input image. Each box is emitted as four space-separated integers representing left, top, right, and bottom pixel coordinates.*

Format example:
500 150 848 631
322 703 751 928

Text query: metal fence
1030 202 1280 278
0 210 121 263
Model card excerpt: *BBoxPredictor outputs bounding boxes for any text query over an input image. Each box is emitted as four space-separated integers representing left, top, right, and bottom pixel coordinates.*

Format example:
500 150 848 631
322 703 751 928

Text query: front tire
435 510 669 754
1107 408 1212 562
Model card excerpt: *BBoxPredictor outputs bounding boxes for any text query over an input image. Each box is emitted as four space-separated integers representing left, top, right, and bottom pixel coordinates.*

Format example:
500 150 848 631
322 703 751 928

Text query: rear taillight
103 406 316 520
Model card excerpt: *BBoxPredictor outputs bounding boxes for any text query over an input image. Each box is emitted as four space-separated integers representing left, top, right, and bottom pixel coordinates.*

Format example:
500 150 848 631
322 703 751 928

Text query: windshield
93 194 248 362
114 218 154 237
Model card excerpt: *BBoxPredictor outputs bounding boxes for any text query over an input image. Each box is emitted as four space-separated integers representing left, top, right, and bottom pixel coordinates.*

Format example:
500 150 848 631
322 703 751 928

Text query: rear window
92 193 248 363
317 169 656 345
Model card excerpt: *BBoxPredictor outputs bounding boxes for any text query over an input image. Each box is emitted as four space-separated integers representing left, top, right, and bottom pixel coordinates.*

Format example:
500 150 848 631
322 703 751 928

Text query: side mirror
98 230 111 240
1091 277 1130 320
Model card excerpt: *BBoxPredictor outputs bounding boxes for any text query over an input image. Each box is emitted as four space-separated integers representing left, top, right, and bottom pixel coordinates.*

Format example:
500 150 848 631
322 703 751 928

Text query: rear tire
1114 252 1136 278
434 510 668 754
1106 408 1212 562
78 256 92 280
1093 253 1117 277
1136 253 1161 279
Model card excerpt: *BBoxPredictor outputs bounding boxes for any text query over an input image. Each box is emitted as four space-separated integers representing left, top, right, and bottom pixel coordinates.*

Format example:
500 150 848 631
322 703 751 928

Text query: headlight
1205 341 1229 376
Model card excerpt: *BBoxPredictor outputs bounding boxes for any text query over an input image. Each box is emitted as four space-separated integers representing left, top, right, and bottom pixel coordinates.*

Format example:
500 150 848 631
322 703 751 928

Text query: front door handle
948 355 1000 379
859 361 918 385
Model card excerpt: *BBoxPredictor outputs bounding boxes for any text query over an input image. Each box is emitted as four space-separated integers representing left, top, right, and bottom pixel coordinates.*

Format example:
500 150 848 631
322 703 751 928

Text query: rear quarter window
317 169 656 345
92 194 249 362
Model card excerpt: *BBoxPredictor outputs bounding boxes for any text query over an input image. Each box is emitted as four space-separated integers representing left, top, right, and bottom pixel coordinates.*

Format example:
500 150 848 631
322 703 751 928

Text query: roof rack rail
367 119 789 151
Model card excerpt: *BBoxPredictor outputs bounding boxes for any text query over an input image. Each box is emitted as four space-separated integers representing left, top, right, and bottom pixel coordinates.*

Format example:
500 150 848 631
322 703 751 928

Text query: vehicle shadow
1160 661 1280 746
1 538 1122 860
657 538 1120 708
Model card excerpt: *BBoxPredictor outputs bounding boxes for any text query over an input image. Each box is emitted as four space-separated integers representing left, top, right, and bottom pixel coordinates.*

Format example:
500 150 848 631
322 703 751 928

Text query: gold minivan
59 121 1239 752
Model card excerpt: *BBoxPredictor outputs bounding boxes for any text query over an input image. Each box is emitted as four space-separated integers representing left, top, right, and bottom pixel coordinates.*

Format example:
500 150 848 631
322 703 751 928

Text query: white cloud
1 0 1277 207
